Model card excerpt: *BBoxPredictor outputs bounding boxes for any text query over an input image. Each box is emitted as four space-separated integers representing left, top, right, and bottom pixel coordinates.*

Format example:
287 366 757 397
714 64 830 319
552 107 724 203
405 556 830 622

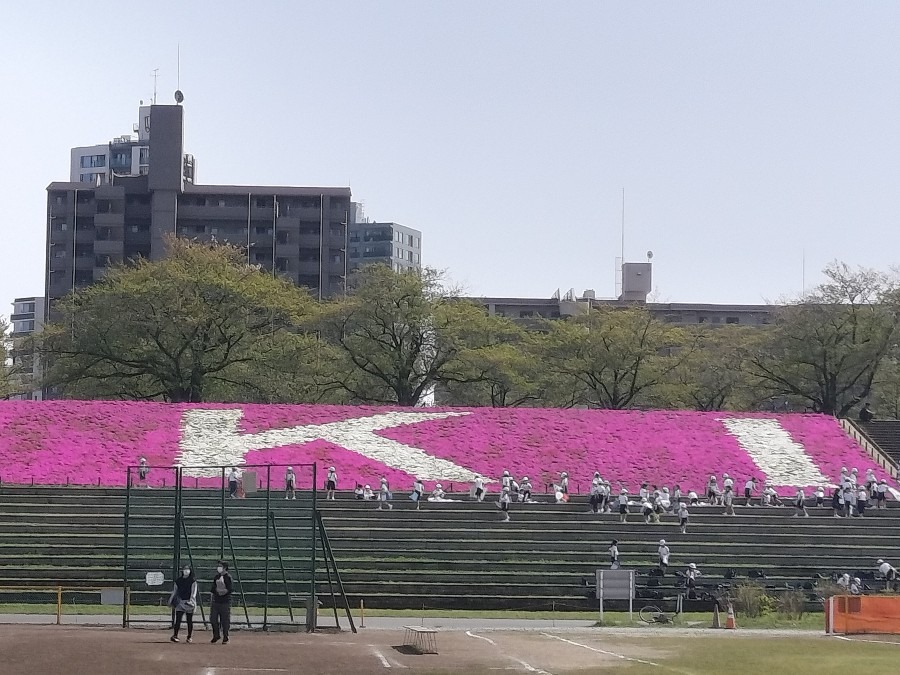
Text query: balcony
94 212 124 227
177 204 248 220
297 261 321 276
94 240 123 256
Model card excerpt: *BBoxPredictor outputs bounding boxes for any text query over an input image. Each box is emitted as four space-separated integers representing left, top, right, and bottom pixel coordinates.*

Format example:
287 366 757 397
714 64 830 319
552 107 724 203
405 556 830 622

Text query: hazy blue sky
3 1 900 316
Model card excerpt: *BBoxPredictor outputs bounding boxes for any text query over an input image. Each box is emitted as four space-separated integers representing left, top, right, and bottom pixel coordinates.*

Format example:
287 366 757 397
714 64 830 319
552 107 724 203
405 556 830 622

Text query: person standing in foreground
473 475 485 502
678 501 690 534
878 559 898 592
743 477 756 506
210 561 233 644
412 478 424 510
723 485 735 516
657 539 670 576
169 566 198 643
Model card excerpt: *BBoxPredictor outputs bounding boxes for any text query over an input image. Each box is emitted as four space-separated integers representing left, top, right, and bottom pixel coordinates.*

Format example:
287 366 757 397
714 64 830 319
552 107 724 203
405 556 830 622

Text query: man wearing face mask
210 561 233 644
169 565 197 643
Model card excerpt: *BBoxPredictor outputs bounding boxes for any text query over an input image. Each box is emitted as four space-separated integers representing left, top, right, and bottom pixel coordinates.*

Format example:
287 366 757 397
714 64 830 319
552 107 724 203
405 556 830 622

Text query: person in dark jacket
169 565 198 643
210 561 233 644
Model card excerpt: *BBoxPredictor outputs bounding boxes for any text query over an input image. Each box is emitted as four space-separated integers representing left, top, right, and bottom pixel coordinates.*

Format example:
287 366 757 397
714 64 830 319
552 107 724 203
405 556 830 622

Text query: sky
3 1 900 317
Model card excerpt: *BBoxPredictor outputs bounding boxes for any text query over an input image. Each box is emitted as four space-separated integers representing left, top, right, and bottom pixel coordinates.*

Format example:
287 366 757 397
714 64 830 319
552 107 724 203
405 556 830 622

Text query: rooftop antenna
177 44 180 90
621 187 625 265
152 68 159 104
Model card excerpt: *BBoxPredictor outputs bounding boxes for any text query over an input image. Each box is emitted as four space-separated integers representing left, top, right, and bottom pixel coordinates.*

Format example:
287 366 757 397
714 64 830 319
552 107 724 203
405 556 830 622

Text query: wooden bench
402 625 438 654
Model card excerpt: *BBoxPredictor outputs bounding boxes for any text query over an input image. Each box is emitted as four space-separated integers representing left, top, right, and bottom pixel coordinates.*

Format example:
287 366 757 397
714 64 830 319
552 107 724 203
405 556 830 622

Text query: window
698 316 707 324
59 222 68 231
256 197 268 208
725 317 740 324
139 147 149 165
407 234 414 246
275 258 289 272
395 231 402 242
413 253 419 264
210 227 219 235
255 226 273 235
193 225 206 234
519 311 535 318
414 237 420 248
80 155 105 168
53 249 66 258
15 302 35 314
407 251 413 262
13 320 35 333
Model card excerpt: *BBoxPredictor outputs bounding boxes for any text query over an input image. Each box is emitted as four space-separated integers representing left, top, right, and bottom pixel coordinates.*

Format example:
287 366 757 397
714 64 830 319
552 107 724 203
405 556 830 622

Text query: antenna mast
177 44 180 90
152 68 159 104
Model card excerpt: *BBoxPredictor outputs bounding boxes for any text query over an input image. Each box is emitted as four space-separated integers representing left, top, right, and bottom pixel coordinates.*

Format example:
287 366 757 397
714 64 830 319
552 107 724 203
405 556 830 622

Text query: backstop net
123 463 318 631
826 595 900 635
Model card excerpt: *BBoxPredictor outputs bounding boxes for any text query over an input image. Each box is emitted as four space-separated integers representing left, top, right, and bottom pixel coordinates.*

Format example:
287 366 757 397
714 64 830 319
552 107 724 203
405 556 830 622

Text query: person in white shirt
228 468 240 499
706 475 719 504
857 485 869 517
639 482 650 503
430 483 446 501
849 468 859 486
617 489 629 523
473 475 486 502
723 473 734 492
878 559 898 591
723 485 735 516
354 484 364 500
876 479 889 509
678 502 690 534
362 484 374 501
762 485 782 507
850 577 862 595
793 488 809 517
657 540 670 576
815 486 825 507
412 479 424 510
744 477 757 506
326 467 337 501
865 468 877 492
609 539 620 569
284 466 296 500
687 490 699 506
559 472 569 496
843 485 856 517
138 456 150 487
685 562 702 597
377 477 393 510
497 486 511 522
641 500 655 524
673 485 683 504
501 470 511 492
590 473 603 513
520 477 533 502
837 573 850 589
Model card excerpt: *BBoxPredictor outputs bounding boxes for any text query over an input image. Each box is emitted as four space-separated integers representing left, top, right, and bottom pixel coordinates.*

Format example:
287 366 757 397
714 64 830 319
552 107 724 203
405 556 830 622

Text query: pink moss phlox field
0 402 883 491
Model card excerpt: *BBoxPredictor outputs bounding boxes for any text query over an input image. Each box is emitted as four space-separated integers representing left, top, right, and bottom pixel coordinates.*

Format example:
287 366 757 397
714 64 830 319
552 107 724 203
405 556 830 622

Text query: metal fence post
310 464 318 616
263 465 271 630
220 467 226 560
122 466 131 628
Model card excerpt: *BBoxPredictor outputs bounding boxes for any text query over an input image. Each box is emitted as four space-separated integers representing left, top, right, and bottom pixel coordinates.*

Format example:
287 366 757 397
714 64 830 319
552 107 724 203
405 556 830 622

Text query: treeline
29 238 900 417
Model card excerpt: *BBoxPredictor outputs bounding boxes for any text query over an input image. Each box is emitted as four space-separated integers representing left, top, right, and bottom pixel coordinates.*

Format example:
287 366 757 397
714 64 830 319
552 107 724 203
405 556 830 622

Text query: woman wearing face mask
169 566 198 643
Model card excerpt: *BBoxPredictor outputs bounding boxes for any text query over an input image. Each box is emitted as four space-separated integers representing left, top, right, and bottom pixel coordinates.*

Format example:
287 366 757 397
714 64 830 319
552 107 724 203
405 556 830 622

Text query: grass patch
616 636 900 674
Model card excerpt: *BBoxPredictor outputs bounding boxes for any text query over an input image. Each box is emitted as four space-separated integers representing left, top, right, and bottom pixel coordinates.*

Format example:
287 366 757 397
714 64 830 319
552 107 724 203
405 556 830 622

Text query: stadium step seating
857 420 900 467
2 486 899 612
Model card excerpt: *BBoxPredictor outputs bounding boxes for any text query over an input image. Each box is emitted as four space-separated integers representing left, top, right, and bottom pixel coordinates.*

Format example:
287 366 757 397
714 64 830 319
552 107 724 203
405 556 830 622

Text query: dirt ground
0 624 896 674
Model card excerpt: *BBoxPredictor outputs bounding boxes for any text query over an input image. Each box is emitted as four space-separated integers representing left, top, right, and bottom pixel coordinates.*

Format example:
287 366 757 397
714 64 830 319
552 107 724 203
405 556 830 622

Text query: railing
841 418 899 478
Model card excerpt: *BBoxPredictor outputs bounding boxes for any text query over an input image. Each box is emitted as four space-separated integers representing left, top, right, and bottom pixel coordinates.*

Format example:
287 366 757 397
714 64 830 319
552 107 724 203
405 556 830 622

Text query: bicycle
639 602 680 624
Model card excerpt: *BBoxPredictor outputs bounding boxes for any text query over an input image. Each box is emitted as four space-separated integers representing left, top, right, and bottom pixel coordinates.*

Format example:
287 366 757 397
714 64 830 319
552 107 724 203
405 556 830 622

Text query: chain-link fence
123 463 319 630
0 586 129 624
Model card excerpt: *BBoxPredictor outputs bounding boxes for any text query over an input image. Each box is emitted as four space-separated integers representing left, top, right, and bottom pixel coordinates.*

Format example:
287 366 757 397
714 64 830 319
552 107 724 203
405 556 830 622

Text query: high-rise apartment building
69 105 196 186
45 104 349 321
347 203 422 272
8 296 46 400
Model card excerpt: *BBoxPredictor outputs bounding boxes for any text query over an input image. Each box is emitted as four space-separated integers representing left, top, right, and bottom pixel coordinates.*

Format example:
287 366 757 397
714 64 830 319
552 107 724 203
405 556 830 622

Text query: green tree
40 237 325 402
321 265 498 406
749 262 900 417
0 319 15 399
541 307 690 409
668 325 763 411
441 319 544 407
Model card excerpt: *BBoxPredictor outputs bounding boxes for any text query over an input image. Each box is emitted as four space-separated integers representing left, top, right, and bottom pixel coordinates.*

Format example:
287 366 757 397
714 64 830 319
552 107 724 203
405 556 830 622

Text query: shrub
732 581 774 618
777 590 806 619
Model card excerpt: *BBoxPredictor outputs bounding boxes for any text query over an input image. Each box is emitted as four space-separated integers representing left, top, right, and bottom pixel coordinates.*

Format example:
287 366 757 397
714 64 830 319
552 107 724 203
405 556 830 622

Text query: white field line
370 646 392 668
540 633 695 675
833 635 900 646
465 631 553 675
